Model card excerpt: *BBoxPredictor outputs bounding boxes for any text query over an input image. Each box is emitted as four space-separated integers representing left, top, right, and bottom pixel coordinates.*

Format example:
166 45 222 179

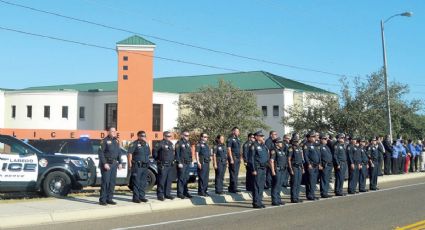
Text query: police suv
0 135 94 197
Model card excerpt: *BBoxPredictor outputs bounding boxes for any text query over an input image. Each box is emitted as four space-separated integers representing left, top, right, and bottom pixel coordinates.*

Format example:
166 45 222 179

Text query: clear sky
0 0 423 103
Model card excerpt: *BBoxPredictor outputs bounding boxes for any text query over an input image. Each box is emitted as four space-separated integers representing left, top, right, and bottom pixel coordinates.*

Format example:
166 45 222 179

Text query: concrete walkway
1 173 424 229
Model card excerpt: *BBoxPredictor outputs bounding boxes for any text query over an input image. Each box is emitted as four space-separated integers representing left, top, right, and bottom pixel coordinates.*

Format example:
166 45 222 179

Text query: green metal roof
116 35 155 46
21 71 334 94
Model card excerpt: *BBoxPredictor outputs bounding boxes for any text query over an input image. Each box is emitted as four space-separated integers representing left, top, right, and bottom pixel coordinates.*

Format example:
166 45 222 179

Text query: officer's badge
218 147 222 150
339 146 343 149
201 144 205 147
323 147 326 150
310 145 314 149
232 139 236 142
107 140 112 145
137 144 142 147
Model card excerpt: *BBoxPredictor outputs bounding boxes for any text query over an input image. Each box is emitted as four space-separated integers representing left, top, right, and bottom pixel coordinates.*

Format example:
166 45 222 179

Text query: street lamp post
380 11 412 141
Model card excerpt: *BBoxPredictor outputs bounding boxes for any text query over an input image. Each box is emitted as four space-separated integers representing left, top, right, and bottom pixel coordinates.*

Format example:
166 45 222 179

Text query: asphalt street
10 177 425 230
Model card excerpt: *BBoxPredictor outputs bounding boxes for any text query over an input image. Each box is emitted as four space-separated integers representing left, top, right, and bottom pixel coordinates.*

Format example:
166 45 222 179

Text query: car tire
145 169 156 192
42 171 72 198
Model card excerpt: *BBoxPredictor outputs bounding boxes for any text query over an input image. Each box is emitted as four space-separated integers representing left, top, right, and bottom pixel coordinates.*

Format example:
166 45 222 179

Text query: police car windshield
1 136 43 155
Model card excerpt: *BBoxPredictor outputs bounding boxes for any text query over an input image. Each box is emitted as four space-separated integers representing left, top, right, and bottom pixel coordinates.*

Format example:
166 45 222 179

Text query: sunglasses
183 134 189 137
202 136 209 138
165 135 172 138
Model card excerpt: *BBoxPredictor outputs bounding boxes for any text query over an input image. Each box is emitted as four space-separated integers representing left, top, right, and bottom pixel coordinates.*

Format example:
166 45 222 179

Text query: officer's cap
137 131 146 137
319 132 327 139
336 133 345 139
273 137 283 144
306 130 316 138
163 131 172 137
370 136 377 142
358 137 366 142
255 131 264 137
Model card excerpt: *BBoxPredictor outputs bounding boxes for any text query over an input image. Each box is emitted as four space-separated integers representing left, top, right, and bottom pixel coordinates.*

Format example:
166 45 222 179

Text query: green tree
177 79 268 139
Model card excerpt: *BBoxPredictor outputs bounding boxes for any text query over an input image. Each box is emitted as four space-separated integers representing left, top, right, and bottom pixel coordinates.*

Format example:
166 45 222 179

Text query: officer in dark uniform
288 136 305 203
242 133 255 191
359 137 369 192
304 131 321 201
265 130 278 189
368 137 380 190
98 127 122 205
334 133 347 196
227 127 241 193
127 131 150 203
213 135 227 194
270 138 288 206
175 131 193 199
318 133 333 198
249 131 269 208
347 137 362 194
282 134 292 187
196 133 211 196
153 131 175 201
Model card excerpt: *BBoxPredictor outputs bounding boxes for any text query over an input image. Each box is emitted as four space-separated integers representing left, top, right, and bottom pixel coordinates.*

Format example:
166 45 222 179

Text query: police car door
0 137 38 191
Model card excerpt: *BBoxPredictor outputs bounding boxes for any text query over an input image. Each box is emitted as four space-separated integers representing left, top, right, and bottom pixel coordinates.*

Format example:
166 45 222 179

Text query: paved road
11 177 425 230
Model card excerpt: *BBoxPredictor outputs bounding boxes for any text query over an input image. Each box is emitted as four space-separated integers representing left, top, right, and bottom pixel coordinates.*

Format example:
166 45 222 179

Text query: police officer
334 133 347 196
127 131 150 203
227 127 241 193
243 133 255 192
359 137 369 192
270 138 288 206
288 136 305 203
318 133 333 198
196 133 211 196
347 137 362 194
265 130 278 189
249 131 269 208
281 134 292 187
213 135 227 194
368 137 380 190
98 127 122 205
175 131 193 199
304 131 321 201
153 131 175 201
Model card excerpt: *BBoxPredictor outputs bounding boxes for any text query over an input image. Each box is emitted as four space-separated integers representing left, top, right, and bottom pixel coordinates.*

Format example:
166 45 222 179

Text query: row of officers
97 127 381 209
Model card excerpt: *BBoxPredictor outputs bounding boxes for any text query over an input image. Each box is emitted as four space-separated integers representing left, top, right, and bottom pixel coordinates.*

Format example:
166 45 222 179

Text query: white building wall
283 89 295 134
0 91 5 128
76 92 95 130
92 92 118 130
254 89 287 136
4 91 78 130
153 92 179 132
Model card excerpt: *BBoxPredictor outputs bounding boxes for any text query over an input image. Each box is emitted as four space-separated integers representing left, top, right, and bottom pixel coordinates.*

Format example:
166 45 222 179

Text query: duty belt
292 163 303 168
276 166 287 171
105 158 117 164
216 157 227 163
184 160 192 164
132 161 148 168
159 161 173 166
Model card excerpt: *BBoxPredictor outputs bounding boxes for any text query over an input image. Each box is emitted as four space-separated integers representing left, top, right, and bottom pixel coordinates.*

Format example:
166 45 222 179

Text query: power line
0 0 358 79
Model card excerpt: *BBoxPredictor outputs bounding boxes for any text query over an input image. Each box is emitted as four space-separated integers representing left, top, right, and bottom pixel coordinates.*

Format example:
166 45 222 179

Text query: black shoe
359 190 368 193
198 192 206 197
177 194 186 199
348 192 356 195
205 192 210 197
132 199 141 203
158 197 165 201
184 194 193 198
99 202 107 206
140 198 148 203
272 203 280 206
335 193 346 196
264 186 270 190
253 204 262 209
215 191 225 195
314 197 320 200
321 195 330 198
235 189 241 193
261 204 266 208
165 196 175 200
307 197 315 201
106 200 117 205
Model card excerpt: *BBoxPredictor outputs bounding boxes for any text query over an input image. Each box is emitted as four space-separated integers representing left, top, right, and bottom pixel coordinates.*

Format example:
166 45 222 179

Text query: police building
0 35 333 140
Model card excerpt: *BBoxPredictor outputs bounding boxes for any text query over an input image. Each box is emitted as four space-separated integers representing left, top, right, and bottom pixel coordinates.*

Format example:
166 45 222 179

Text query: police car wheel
145 169 156 191
42 171 72 197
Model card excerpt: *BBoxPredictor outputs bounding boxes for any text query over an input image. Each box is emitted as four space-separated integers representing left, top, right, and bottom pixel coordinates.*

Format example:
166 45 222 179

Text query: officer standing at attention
127 131 150 203
153 131 175 201
347 137 362 194
196 133 211 196
282 134 292 187
264 130 278 189
98 127 122 206
227 127 242 193
249 131 269 208
243 133 255 192
175 131 193 199
318 133 333 198
359 137 369 192
288 136 305 203
368 137 380 190
304 131 321 201
270 138 288 206
334 133 348 196
213 135 228 194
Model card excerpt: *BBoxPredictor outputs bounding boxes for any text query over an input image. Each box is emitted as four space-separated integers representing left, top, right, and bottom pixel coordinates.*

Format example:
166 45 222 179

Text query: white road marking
112 181 425 230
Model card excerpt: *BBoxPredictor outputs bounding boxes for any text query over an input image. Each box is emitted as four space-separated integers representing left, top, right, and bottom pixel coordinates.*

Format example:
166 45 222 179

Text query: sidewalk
1 172 424 229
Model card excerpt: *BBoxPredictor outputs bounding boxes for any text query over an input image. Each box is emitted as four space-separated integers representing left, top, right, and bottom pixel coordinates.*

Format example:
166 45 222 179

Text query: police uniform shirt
213 143 227 161
333 143 347 166
288 146 304 166
368 145 380 161
196 141 210 163
361 147 369 164
153 139 175 163
128 140 150 163
270 147 288 168
249 141 269 169
227 135 241 158
98 136 122 165
319 144 333 165
242 140 253 162
175 139 191 164
303 142 321 166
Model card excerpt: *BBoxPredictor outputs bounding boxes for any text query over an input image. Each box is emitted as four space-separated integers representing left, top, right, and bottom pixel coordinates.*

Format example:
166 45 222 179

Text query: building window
105 103 117 130
153 104 163 132
123 75 128 80
79 106 85 119
27 105 32 118
262 106 267 117
273 105 279 117
11 105 16 118
62 106 68 118
123 56 128 61
44 106 50 118
123 65 128 70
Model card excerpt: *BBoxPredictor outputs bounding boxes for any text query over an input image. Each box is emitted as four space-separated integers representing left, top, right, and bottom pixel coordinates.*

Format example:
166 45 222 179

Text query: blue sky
0 0 423 103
